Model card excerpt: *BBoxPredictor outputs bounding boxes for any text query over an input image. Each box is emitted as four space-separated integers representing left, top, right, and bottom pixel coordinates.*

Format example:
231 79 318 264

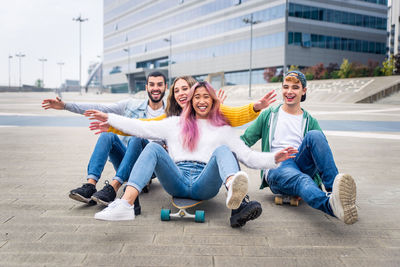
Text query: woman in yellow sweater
108 76 276 135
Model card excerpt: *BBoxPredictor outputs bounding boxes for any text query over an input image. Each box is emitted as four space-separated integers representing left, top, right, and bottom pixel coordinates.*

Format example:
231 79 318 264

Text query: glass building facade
103 0 388 93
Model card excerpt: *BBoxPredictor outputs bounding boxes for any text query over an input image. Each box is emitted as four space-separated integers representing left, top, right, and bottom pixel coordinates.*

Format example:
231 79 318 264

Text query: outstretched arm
252 90 276 112
87 111 172 140
227 128 297 169
42 97 65 110
42 97 129 115
219 90 276 127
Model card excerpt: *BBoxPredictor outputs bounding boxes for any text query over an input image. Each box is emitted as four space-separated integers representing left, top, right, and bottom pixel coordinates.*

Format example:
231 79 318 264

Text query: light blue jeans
126 143 240 200
87 132 149 184
267 130 338 216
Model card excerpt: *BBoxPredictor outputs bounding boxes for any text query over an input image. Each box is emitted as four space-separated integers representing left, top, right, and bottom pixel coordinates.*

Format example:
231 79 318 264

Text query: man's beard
147 90 165 103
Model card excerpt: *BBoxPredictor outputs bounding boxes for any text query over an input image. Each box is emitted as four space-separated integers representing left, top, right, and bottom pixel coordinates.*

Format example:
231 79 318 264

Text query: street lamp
57 62 65 87
8 55 12 88
15 52 26 89
123 47 131 93
283 0 289 76
243 14 260 98
163 34 172 86
38 57 47 88
73 14 88 93
57 62 65 98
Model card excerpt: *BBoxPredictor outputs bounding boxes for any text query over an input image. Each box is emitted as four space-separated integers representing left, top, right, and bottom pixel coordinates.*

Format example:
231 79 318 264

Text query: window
287 3 386 30
303 6 311 19
355 40 362 52
294 4 302 17
294 32 302 45
334 10 341 23
288 32 294 44
341 38 348 50
311 7 319 20
302 33 311 47
326 36 333 49
311 34 318 47
318 35 326 48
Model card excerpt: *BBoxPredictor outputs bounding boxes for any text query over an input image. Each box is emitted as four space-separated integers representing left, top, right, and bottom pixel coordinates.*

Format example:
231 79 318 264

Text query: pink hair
180 81 229 151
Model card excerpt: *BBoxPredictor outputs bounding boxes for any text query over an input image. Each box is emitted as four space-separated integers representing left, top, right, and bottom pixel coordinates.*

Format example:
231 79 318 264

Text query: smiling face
146 76 166 103
192 86 213 119
173 78 190 108
282 76 306 107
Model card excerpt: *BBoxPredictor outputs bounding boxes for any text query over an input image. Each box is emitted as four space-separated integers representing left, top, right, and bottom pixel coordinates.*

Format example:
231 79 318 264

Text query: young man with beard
42 71 167 215
241 71 358 224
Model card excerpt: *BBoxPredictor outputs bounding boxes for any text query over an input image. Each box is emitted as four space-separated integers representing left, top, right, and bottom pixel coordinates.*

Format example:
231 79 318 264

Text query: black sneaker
91 180 116 206
133 195 141 216
69 183 97 204
230 195 262 228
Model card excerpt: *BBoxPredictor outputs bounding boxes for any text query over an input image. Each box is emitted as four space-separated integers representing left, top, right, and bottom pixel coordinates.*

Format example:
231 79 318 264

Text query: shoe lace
103 180 114 193
82 183 94 189
104 199 120 211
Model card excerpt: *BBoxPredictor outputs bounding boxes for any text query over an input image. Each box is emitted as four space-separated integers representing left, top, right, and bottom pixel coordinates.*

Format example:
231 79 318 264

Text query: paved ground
0 92 400 266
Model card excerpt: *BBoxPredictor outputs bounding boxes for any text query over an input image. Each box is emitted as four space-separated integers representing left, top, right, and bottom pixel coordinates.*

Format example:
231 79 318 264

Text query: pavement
0 92 400 266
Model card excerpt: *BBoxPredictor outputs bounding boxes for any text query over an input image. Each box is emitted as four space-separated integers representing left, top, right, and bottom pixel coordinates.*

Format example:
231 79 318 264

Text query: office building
388 0 400 56
103 0 388 93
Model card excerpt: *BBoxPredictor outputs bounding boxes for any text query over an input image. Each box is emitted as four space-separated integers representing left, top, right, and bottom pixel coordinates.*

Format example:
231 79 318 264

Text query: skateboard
160 197 205 223
274 195 301 206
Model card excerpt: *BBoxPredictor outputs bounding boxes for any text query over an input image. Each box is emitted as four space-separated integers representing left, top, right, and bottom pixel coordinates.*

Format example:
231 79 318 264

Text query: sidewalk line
325 131 400 140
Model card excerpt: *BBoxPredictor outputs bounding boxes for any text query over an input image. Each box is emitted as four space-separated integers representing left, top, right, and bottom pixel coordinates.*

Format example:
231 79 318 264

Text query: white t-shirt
146 105 164 118
271 107 303 153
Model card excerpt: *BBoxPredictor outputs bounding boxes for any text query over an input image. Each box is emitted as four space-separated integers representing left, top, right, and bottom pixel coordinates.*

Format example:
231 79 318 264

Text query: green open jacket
240 104 323 189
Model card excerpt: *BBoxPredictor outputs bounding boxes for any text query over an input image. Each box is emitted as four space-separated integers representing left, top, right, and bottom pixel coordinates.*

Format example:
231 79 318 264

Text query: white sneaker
226 171 249 209
329 174 358 224
94 199 135 221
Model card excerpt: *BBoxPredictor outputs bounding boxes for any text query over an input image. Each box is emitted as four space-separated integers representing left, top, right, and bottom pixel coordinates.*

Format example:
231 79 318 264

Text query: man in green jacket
241 71 357 224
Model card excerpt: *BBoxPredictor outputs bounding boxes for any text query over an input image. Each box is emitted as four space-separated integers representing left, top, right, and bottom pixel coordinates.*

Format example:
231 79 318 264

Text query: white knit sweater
108 114 279 170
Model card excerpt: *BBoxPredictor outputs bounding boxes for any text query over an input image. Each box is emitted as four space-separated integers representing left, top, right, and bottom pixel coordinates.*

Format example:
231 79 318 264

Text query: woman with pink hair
87 81 297 224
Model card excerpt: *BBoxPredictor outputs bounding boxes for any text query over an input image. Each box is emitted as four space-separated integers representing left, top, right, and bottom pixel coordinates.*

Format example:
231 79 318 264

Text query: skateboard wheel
274 196 283 205
290 198 299 206
194 210 205 223
160 209 170 221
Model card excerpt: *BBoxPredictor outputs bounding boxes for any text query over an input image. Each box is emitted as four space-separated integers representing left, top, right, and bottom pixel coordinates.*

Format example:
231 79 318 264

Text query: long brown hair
165 76 198 117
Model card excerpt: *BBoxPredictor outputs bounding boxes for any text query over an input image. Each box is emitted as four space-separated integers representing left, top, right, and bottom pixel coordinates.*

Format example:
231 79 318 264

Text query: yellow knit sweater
107 103 259 136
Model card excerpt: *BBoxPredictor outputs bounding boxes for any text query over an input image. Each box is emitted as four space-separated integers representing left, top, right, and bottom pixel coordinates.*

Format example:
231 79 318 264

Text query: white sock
225 178 233 189
120 198 133 208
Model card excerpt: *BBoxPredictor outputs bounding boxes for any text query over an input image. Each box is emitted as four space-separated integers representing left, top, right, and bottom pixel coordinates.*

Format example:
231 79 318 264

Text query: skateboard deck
172 197 202 209
161 197 205 222
274 195 301 206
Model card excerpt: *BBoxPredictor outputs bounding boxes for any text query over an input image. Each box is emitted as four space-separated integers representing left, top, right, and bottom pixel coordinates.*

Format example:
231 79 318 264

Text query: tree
288 65 299 71
326 63 339 74
35 79 43 88
394 54 400 75
367 60 379 76
263 67 277 82
351 62 368 78
382 55 395 76
338 58 352 78
310 63 325 79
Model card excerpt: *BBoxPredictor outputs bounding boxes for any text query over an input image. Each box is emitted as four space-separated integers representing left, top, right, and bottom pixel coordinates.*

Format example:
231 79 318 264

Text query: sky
0 0 103 88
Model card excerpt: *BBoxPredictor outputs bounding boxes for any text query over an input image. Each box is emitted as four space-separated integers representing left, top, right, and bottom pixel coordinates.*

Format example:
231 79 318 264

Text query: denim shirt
120 99 149 145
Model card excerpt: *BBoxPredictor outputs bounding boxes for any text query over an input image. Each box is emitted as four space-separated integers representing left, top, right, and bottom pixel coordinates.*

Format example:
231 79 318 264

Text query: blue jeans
126 143 239 200
267 130 338 216
87 132 149 184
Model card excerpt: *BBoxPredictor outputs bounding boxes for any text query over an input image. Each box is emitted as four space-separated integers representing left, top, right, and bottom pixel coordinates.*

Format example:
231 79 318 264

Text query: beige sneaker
226 171 249 209
329 174 358 224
